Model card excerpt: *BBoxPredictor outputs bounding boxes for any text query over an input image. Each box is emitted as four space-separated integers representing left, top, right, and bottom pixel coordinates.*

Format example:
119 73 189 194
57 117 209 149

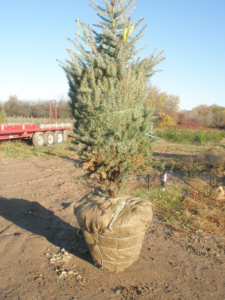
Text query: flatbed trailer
0 100 73 146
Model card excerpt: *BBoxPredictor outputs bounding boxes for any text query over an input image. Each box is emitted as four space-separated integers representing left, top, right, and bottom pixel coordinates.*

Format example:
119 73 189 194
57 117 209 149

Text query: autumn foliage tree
180 104 225 128
145 83 180 127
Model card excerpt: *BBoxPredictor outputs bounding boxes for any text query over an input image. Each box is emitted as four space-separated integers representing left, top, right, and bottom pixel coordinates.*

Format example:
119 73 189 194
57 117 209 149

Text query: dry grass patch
128 176 225 236
181 180 225 235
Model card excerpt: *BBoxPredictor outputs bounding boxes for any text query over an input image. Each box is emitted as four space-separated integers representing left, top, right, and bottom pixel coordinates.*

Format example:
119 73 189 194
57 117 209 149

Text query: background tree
4 95 19 116
191 105 210 126
180 104 225 128
210 104 225 128
145 83 179 127
2 97 72 120
0 108 7 123
59 0 165 196
58 99 73 119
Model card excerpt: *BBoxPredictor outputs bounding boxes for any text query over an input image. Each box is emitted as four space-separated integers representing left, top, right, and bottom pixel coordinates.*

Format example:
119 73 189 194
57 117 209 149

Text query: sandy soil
0 155 225 300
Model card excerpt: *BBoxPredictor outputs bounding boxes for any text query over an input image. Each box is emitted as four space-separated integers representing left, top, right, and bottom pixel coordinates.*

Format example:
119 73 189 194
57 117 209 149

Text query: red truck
0 100 73 146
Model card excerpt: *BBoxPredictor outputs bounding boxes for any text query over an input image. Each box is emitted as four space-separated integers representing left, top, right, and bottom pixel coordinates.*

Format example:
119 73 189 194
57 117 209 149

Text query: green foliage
155 128 225 145
131 186 184 222
0 108 7 123
59 0 165 196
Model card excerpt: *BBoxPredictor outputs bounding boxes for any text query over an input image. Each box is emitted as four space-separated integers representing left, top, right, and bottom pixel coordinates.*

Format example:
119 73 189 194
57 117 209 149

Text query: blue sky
0 0 224 110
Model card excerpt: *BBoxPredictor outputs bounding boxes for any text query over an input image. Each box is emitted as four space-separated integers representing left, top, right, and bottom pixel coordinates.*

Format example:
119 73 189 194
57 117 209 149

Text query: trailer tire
32 132 44 147
44 131 54 146
63 130 69 141
54 131 63 145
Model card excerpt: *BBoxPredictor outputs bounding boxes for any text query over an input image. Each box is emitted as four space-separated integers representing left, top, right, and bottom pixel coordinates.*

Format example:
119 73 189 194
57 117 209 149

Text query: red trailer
0 100 73 146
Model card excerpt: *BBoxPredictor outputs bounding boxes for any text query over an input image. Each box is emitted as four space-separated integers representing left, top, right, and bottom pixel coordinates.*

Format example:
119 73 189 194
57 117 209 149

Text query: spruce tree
59 0 165 197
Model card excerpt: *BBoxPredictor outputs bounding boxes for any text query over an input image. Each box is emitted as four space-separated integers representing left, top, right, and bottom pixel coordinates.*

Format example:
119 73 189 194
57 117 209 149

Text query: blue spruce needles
58 0 165 197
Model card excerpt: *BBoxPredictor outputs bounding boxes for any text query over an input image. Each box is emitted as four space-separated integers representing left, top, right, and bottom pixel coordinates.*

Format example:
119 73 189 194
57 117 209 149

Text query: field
0 128 225 299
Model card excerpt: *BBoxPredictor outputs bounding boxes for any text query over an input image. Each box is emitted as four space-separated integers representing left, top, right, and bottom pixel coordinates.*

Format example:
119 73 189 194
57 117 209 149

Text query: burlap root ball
74 193 153 272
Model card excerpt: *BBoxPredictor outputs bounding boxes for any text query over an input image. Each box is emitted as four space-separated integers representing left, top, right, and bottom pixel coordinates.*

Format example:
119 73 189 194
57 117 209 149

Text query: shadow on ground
0 197 92 264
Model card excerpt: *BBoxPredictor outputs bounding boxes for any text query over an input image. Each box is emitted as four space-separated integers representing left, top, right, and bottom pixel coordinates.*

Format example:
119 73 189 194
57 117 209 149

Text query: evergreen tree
59 0 165 197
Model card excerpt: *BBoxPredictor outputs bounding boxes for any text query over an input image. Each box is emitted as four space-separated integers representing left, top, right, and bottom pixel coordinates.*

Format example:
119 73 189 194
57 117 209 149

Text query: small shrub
158 115 176 128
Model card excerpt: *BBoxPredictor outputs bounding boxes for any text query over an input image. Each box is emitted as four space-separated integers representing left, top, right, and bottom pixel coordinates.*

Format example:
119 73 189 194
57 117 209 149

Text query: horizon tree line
0 90 224 128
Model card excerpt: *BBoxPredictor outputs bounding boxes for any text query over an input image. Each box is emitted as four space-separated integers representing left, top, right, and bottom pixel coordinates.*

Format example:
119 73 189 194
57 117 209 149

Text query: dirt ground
0 155 225 300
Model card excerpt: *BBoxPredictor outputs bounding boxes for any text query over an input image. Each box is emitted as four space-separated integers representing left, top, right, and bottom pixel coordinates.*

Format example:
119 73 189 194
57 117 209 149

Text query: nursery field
0 131 225 299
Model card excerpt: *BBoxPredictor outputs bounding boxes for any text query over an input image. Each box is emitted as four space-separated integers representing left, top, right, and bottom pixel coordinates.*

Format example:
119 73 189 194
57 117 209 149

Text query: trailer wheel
54 131 63 145
32 132 44 147
44 131 54 146
63 130 69 141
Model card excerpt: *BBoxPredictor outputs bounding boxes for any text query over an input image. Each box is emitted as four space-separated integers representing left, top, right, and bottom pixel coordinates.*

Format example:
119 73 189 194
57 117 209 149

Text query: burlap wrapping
74 193 153 272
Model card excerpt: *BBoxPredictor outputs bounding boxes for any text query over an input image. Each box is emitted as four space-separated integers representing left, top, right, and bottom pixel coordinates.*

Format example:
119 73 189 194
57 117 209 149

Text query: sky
0 0 224 110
